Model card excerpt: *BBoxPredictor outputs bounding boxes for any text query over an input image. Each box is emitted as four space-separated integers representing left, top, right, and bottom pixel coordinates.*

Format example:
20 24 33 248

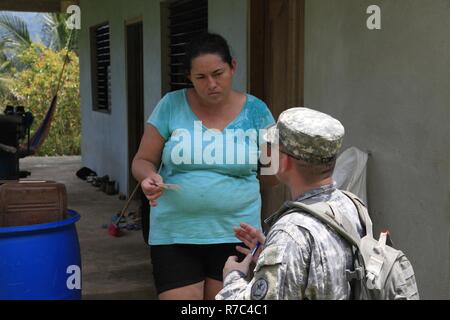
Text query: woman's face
188 53 236 105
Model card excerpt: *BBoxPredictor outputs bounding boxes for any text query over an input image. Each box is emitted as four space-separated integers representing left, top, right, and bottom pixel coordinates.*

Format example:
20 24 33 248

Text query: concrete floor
20 156 157 300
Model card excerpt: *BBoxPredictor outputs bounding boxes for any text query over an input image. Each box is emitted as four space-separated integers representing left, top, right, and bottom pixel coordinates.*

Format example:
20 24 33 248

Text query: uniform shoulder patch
251 278 268 300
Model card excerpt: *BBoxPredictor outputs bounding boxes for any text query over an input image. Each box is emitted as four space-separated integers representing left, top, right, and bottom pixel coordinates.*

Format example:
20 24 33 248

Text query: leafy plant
2 44 80 156
0 13 32 52
0 12 80 156
41 13 79 52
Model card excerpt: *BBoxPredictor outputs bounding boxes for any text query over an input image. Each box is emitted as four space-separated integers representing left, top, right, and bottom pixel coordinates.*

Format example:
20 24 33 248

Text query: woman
132 33 275 300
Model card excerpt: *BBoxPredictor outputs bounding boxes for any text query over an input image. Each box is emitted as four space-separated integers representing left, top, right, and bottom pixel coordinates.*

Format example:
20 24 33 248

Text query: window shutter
168 0 208 92
91 23 111 111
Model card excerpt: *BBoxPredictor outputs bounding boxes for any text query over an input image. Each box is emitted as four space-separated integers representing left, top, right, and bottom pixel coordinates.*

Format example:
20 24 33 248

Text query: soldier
216 107 364 300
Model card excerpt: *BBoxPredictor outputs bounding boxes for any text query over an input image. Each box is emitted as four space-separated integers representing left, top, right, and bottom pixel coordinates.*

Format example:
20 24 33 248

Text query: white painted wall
304 0 450 299
79 0 161 194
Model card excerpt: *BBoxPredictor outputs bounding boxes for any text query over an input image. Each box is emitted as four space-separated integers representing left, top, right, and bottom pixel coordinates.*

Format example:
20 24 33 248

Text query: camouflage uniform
216 107 364 300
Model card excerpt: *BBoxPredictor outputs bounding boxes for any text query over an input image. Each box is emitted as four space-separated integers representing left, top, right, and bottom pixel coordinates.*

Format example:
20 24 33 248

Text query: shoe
105 181 117 195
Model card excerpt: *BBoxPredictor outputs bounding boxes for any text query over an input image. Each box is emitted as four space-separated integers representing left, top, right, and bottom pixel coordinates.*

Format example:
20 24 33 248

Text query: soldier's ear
279 152 290 173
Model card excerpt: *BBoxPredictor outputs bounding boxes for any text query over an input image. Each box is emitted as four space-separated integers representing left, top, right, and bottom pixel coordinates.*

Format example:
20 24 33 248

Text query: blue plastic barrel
0 209 82 300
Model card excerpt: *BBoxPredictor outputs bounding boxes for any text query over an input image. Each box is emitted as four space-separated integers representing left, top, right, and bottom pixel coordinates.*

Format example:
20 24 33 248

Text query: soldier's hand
223 253 253 280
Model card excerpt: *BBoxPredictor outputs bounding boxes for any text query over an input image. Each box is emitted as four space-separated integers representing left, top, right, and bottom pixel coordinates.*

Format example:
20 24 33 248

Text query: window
90 23 111 112
161 0 208 94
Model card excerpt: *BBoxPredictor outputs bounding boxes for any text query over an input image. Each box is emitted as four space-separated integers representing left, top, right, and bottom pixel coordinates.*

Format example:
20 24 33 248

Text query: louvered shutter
168 0 208 91
91 23 111 111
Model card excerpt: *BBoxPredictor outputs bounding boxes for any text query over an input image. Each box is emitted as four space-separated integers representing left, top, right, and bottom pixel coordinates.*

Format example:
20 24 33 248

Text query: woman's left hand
234 222 265 262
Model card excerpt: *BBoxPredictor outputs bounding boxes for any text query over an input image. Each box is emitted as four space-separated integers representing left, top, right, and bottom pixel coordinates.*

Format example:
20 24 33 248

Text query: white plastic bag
333 147 369 205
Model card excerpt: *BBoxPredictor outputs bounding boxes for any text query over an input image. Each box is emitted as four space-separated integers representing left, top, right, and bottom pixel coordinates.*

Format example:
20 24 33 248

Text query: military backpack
283 190 419 300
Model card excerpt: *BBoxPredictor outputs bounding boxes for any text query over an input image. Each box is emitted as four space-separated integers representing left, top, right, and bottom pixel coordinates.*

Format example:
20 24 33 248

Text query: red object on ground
108 222 121 237
107 183 140 238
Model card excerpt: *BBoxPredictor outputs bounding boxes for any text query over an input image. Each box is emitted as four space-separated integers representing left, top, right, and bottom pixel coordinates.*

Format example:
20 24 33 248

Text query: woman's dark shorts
150 243 246 294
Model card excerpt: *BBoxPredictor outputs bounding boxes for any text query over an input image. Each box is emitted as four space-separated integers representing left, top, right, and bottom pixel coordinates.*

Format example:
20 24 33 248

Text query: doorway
126 20 144 195
250 0 305 223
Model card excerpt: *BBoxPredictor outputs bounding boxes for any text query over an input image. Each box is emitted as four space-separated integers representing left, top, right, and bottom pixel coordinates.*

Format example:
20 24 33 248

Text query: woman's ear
231 59 237 74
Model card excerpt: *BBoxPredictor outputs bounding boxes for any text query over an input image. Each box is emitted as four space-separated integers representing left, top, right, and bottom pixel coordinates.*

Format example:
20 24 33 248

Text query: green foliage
0 12 80 156
2 43 80 156
0 13 32 51
42 13 79 52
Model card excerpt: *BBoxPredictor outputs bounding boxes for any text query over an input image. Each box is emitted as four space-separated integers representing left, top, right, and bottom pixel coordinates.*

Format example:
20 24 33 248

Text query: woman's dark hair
184 33 233 74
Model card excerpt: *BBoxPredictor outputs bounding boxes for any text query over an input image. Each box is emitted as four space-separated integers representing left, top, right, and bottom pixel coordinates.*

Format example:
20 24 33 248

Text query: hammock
18 95 57 157
18 30 74 158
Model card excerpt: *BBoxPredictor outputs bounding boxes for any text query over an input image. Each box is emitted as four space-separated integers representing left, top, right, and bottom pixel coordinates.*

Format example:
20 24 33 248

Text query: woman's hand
233 222 266 262
132 124 166 207
141 173 165 207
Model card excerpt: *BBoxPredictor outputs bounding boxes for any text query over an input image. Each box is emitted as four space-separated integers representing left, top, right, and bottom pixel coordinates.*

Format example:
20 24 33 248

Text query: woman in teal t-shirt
132 33 275 300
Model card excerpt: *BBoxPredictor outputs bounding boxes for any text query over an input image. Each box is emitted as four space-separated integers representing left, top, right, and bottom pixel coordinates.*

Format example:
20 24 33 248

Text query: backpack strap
286 200 369 283
327 202 362 245
285 201 361 250
340 190 373 238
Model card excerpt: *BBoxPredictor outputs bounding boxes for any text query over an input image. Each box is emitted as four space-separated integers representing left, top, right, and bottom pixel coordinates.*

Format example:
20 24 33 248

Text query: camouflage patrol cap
263 107 345 164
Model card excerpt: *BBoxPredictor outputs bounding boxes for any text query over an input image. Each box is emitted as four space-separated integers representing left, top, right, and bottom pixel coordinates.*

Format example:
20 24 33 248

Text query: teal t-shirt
147 89 275 245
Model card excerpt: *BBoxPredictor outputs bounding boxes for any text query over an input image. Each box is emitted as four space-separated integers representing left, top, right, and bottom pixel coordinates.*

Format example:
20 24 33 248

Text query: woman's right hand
141 173 165 207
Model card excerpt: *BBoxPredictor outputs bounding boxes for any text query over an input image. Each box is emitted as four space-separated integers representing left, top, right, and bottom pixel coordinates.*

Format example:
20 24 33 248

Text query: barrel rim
0 209 80 234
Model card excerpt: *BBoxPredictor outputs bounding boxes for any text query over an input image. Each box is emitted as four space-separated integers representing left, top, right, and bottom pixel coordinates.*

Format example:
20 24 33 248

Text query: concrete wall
79 0 249 194
208 0 248 92
79 0 162 194
304 0 450 299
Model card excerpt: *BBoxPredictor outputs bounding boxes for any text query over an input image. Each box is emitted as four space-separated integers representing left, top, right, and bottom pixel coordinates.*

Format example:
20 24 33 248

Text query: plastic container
0 181 67 227
0 209 82 300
